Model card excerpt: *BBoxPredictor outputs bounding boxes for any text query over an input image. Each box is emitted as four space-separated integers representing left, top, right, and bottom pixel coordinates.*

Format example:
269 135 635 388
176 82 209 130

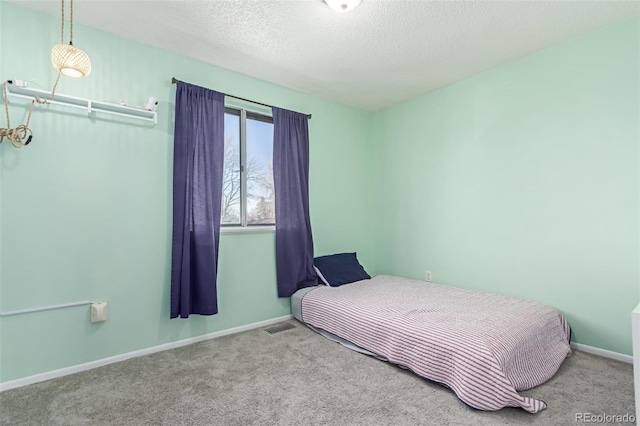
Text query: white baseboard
571 342 632 364
0 314 293 393
1 318 631 393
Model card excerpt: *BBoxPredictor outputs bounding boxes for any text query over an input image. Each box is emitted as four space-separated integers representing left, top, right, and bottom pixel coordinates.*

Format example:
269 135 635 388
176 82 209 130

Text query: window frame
220 106 275 233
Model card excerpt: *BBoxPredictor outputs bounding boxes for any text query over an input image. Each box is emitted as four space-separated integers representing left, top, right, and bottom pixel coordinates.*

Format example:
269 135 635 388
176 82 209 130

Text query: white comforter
300 275 571 413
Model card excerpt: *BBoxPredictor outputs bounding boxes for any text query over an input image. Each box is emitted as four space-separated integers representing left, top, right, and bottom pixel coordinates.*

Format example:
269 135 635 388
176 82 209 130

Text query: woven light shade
51 43 91 78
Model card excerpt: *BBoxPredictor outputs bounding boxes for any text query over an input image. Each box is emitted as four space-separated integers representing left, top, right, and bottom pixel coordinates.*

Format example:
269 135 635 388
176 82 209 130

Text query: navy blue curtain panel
273 107 317 297
170 82 225 318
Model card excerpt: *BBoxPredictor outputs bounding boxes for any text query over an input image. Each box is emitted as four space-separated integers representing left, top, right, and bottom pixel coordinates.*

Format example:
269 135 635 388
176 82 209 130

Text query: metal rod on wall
0 301 93 317
171 77 312 119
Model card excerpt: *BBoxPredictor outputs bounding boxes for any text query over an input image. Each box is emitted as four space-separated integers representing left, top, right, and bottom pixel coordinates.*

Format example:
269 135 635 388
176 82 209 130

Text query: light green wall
0 2 374 382
1 2 638 384
372 17 640 355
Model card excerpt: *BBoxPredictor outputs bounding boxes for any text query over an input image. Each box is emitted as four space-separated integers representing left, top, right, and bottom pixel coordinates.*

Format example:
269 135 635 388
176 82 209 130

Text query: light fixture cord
69 0 74 45
51 73 61 100
60 0 65 44
1 0 77 148
0 81 40 148
50 0 65 100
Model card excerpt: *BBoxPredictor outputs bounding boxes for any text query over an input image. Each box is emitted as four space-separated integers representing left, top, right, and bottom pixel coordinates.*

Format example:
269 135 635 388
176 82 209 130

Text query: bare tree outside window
247 162 275 224
246 117 275 225
221 112 241 225
221 110 275 227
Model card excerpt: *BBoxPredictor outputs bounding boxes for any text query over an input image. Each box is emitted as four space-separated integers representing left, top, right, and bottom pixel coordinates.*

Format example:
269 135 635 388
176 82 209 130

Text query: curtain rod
171 77 312 119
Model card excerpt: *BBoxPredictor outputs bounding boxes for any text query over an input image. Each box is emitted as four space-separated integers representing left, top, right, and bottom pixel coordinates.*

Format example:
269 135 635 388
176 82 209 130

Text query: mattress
293 275 571 413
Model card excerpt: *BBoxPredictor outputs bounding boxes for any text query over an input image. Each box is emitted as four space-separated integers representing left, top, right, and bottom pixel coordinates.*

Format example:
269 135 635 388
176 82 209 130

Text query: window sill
220 225 275 235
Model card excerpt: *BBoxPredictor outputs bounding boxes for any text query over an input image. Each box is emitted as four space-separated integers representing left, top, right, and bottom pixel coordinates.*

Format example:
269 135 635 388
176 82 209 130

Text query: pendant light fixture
324 0 361 13
51 0 91 78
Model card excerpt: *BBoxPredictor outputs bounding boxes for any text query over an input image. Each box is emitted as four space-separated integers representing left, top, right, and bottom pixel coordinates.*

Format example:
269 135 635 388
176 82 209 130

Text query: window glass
246 116 275 225
221 112 240 225
221 109 274 227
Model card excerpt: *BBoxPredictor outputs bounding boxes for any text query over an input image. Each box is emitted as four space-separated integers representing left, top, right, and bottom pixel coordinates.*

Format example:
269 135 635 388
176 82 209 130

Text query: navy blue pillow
314 253 370 287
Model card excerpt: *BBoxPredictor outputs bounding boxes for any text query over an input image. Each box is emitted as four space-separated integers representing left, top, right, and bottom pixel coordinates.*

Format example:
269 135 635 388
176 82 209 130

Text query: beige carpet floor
0 320 635 425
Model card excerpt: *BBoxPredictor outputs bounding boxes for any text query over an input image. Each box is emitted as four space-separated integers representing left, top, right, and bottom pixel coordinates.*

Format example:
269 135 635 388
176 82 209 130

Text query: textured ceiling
9 0 640 111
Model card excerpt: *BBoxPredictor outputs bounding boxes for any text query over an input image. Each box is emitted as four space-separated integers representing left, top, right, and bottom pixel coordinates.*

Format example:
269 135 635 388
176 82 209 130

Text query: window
221 107 275 228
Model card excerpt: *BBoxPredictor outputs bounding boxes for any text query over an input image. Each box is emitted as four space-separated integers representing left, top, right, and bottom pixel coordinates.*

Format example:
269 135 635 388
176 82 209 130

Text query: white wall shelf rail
3 82 157 124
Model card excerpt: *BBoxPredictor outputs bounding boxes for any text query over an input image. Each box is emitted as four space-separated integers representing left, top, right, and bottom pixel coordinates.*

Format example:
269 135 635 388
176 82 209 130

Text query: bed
292 265 571 413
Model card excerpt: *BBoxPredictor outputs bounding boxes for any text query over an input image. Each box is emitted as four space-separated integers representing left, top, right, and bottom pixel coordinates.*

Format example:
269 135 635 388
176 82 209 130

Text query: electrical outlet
90 302 108 323
425 270 432 282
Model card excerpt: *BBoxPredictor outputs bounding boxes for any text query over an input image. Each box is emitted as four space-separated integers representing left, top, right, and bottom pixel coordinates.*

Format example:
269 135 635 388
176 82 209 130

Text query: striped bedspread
300 275 571 413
